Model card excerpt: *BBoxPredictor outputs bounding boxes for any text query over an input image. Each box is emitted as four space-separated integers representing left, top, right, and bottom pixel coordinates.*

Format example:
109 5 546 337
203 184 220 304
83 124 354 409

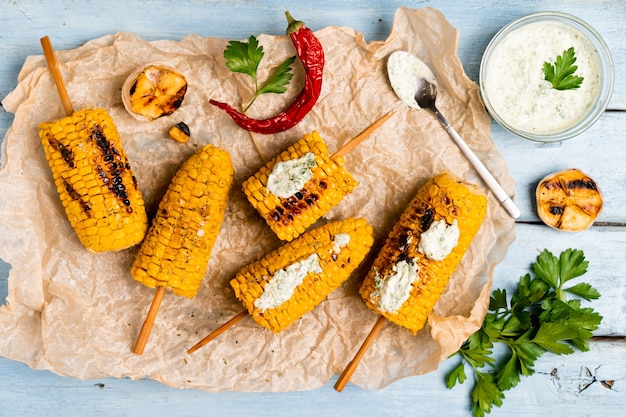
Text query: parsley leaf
446 249 602 416
446 362 467 388
224 36 264 78
257 55 297 95
565 282 600 300
542 47 584 90
223 35 296 111
559 248 589 283
472 371 504 417
532 322 576 355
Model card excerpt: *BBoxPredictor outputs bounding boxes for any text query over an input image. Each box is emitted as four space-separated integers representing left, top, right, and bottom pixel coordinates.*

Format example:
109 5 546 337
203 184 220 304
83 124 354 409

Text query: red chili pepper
209 11 324 135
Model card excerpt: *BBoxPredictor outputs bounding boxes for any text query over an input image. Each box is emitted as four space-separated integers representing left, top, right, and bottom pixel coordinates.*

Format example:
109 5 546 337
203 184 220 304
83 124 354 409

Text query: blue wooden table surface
1 1 625 416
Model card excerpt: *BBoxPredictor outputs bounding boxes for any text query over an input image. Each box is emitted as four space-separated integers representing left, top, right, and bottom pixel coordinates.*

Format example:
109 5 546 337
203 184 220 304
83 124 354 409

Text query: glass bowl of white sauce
480 11 614 142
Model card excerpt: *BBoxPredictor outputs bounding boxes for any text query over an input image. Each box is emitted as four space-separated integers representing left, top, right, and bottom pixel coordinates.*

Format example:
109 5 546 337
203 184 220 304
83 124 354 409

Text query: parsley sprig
223 35 296 112
447 249 602 417
542 47 584 90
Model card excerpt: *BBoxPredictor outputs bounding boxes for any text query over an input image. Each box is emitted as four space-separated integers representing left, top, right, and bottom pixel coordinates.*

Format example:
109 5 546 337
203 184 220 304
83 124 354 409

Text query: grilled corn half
38 108 148 253
242 131 358 242
231 217 374 333
536 168 603 232
131 143 234 298
360 173 488 334
122 63 187 121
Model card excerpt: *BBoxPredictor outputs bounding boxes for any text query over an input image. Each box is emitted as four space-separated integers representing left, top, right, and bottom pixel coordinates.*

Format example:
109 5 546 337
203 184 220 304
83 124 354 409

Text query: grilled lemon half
536 169 603 232
122 63 187 121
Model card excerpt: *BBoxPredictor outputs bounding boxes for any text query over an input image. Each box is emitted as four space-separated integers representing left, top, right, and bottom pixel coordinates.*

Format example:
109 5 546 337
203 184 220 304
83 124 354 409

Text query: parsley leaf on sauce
542 47 584 90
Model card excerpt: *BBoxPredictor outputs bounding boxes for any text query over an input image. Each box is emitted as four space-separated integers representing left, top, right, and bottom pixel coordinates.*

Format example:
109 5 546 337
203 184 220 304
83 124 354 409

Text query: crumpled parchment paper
0 7 516 391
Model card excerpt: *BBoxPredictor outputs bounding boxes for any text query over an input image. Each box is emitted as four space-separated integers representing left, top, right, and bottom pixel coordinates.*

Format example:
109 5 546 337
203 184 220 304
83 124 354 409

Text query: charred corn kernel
168 122 191 143
242 131 358 242
231 218 374 333
38 108 148 253
359 173 488 335
130 144 233 298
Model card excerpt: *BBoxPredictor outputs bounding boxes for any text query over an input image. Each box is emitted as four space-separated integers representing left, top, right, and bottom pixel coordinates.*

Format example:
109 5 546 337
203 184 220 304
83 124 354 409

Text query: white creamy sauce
254 254 322 311
266 152 317 199
483 21 602 134
374 258 420 313
418 219 460 261
387 50 437 110
332 233 351 253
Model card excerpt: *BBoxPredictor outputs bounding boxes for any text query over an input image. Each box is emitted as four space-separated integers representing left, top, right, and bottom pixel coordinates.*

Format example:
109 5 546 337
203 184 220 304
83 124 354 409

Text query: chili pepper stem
284 11 305 35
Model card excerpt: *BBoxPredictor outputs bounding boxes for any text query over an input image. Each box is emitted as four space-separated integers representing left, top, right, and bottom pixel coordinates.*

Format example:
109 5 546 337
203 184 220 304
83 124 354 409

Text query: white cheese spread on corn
418 219 460 261
255 254 322 311
266 152 317 198
332 233 351 253
374 258 420 313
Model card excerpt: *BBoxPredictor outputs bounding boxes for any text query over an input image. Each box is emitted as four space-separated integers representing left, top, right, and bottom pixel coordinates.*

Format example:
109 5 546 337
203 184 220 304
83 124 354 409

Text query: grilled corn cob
359 173 488 335
230 217 374 333
38 108 148 253
242 131 358 242
131 143 234 298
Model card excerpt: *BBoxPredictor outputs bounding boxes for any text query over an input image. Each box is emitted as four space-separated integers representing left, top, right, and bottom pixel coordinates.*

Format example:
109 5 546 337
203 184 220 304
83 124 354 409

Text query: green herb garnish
542 47 584 90
446 249 602 417
223 35 296 112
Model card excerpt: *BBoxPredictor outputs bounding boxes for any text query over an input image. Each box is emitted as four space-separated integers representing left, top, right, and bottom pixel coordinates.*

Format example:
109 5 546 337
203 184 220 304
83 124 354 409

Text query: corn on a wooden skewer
242 131 357 242
187 217 374 354
38 108 149 253
39 37 148 253
232 217 374 332
334 172 488 392
359 172 488 334
242 110 395 242
131 143 234 355
131 143 234 298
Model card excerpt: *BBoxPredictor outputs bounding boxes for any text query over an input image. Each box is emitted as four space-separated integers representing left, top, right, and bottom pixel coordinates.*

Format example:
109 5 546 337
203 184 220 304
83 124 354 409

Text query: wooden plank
1 0 625 109
0 338 623 416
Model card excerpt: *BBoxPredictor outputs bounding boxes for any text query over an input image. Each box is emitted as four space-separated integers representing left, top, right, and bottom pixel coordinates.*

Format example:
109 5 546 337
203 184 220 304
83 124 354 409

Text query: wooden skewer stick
133 286 166 355
187 310 248 354
186 111 395 354
334 315 386 392
331 109 396 159
40 36 74 117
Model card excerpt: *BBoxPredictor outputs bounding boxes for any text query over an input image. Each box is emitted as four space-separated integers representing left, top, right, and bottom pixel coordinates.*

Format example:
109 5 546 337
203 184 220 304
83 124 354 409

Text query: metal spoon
388 51 521 219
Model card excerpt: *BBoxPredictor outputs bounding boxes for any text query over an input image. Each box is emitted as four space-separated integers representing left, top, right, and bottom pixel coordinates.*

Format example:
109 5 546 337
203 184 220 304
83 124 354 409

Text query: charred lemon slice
536 169 603 232
122 63 187 121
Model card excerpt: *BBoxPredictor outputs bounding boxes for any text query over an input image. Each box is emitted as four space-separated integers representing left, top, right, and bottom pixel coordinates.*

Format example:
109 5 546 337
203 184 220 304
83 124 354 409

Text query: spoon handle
436 112 521 219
